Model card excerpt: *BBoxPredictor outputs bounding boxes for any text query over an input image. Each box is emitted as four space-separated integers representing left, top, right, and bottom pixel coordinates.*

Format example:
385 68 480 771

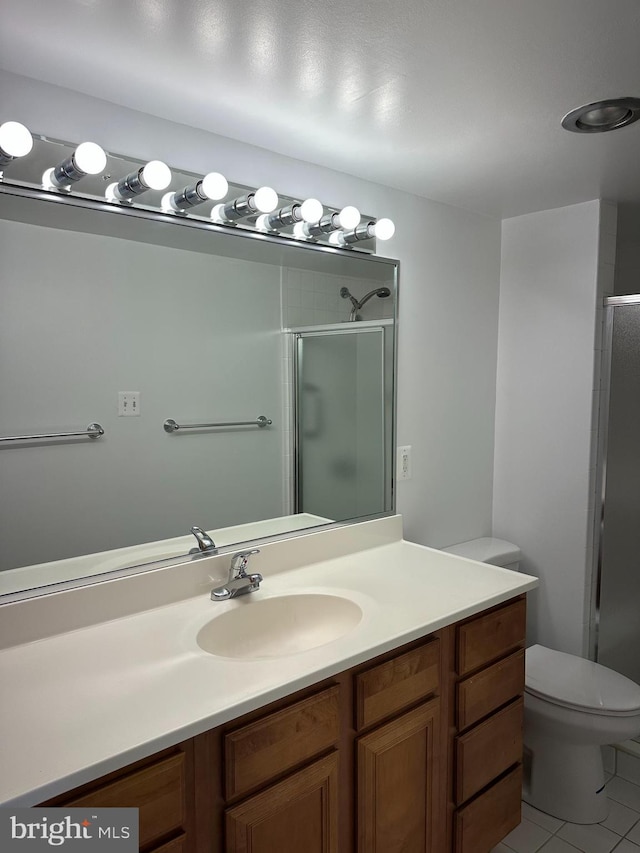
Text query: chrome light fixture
0 121 33 167
162 172 229 212
106 160 172 202
293 205 360 240
562 97 640 133
329 217 395 246
43 142 107 190
256 197 323 232
211 186 278 223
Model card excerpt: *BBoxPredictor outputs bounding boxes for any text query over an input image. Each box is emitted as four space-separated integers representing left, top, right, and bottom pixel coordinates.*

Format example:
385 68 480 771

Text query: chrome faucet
211 549 262 600
190 526 217 554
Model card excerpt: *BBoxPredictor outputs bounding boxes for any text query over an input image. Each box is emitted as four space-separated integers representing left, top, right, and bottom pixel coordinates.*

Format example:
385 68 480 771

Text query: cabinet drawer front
225 686 340 799
454 765 522 853
457 649 525 730
457 598 525 676
154 836 187 853
355 638 440 730
225 751 339 853
64 753 186 849
455 697 523 804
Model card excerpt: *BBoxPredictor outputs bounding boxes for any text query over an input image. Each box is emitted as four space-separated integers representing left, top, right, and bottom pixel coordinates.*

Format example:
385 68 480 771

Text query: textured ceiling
1 0 640 218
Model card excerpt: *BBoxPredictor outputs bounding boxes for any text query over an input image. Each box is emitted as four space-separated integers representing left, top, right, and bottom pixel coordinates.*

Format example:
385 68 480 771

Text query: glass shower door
597 299 640 683
294 327 389 521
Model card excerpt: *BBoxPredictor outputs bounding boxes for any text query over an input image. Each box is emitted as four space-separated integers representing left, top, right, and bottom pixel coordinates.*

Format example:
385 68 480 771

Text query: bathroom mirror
0 159 397 600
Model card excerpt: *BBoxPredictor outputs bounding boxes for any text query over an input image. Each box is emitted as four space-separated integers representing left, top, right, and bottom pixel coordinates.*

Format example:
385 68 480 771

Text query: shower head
341 286 391 320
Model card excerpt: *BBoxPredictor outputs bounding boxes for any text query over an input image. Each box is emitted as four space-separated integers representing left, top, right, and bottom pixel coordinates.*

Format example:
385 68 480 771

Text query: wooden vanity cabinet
37 596 527 853
452 596 526 853
41 742 195 853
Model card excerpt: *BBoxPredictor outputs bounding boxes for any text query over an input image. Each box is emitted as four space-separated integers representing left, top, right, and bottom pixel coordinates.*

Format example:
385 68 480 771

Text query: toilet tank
441 537 521 571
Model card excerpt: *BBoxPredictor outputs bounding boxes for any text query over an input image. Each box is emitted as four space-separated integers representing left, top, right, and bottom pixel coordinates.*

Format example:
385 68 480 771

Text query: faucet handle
230 548 260 575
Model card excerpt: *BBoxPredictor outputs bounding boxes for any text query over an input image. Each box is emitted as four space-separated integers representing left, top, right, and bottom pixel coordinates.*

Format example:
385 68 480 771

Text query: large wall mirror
0 154 398 601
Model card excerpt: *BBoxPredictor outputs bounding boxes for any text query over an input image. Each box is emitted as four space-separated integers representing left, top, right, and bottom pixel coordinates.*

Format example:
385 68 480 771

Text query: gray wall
0 217 284 569
492 200 611 655
1 70 502 553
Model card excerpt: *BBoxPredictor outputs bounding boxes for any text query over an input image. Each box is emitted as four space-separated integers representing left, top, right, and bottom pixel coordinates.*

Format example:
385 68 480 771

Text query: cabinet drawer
64 753 186 849
355 638 440 730
225 686 340 799
457 649 525 730
154 836 186 853
455 697 523 804
454 765 522 853
457 598 525 676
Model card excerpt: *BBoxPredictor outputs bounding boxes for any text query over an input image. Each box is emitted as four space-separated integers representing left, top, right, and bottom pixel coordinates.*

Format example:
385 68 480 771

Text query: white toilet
442 537 640 824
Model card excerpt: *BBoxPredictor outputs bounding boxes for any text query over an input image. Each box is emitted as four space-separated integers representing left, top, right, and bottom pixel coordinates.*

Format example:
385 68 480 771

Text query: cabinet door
357 699 440 853
225 752 338 853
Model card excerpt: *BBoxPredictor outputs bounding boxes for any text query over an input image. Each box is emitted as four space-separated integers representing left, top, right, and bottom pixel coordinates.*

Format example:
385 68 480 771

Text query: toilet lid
525 645 640 716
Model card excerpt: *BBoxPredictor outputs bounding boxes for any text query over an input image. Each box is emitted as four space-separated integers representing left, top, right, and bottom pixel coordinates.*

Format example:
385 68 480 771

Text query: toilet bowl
442 537 640 824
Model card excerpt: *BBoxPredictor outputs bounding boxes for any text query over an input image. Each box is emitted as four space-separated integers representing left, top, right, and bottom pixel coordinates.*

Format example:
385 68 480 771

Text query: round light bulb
74 142 107 175
253 186 278 213
293 221 309 239
141 160 171 191
211 203 226 223
328 232 345 246
256 214 272 231
0 121 33 159
300 197 323 224
201 171 228 200
371 217 395 241
161 192 177 212
338 206 360 230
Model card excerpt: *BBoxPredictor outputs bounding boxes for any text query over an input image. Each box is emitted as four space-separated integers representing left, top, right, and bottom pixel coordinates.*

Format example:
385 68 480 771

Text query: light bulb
140 160 171 191
211 203 226 223
371 217 395 240
337 206 360 230
293 221 308 239
253 186 278 213
256 214 272 231
73 142 107 175
328 232 345 246
300 198 323 223
0 121 33 163
200 172 228 200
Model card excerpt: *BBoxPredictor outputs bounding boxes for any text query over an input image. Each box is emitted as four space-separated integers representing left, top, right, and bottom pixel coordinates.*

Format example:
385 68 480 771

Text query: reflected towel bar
164 416 272 433
0 423 104 443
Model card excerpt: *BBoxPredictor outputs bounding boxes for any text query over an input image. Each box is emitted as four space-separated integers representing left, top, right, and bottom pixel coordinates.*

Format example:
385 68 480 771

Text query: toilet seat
526 645 640 716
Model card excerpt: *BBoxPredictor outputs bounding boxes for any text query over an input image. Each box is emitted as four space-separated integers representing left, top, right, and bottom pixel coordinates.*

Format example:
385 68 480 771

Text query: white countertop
0 517 537 807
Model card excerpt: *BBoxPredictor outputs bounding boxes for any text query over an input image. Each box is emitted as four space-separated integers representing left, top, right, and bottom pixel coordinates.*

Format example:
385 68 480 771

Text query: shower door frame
591 293 640 671
292 323 396 521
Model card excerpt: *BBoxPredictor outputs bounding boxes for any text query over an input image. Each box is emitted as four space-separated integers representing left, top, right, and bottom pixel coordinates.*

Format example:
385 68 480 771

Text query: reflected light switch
118 391 140 416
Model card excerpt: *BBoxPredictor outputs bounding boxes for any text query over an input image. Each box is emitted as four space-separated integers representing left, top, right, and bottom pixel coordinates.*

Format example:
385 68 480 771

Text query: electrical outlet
118 391 140 417
397 445 412 481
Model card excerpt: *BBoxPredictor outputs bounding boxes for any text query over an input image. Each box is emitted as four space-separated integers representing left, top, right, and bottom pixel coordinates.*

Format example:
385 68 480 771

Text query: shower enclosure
596 296 640 687
294 325 394 521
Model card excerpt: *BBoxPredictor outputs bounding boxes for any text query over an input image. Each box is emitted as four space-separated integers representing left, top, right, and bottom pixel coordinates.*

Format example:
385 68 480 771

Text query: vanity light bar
106 160 172 202
43 142 107 190
162 172 229 212
0 121 34 167
0 123 394 251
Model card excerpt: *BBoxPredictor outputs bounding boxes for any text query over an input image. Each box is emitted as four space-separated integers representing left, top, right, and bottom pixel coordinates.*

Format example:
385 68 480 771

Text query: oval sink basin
197 593 363 659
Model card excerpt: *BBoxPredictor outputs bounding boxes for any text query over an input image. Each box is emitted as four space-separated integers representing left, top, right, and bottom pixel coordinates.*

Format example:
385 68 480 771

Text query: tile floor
492 776 640 853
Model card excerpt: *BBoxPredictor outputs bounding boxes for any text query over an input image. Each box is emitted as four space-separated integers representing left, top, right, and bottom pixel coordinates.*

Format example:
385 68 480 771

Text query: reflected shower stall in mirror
594 297 640 686
0 159 397 600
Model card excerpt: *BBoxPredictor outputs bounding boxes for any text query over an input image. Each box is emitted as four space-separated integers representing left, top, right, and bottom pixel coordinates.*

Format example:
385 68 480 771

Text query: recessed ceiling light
562 97 640 133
